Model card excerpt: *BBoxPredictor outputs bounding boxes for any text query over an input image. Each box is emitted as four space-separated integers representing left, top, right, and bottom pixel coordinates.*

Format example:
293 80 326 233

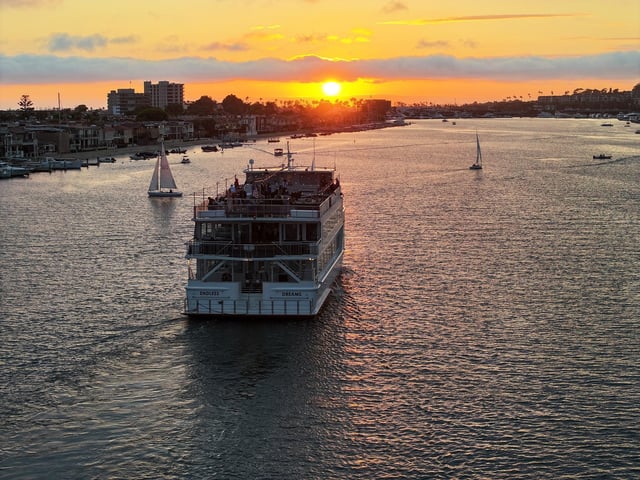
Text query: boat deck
192 165 341 219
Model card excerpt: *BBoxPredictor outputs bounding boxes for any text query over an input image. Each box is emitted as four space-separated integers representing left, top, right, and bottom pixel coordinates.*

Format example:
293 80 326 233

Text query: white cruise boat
184 146 344 318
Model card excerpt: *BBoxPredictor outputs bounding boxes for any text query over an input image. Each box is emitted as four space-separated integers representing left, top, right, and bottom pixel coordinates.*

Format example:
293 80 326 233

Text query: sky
0 0 638 110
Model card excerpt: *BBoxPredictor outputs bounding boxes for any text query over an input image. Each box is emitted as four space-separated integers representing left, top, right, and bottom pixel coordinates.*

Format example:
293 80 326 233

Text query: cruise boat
184 145 345 318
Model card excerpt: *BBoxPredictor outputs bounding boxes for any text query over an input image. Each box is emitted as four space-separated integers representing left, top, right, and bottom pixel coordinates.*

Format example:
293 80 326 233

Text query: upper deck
192 164 342 221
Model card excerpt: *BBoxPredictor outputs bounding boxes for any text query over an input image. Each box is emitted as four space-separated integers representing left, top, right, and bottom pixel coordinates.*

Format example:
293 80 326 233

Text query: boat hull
148 190 182 197
185 252 342 319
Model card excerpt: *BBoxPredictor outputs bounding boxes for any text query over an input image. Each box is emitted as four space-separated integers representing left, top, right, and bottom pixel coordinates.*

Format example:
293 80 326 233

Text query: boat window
306 223 319 241
284 223 300 241
200 222 231 240
252 222 279 243
235 224 250 243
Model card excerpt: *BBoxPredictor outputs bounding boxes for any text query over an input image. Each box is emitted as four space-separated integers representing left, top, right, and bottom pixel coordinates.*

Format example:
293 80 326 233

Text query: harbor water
1 118 638 479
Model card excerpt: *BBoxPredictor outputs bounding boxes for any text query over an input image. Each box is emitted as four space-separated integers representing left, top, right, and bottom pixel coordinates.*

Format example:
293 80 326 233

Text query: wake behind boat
184 143 344 318
148 139 182 197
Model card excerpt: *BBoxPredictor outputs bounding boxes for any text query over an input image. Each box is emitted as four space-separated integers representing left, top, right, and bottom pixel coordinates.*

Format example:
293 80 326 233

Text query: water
1 118 638 479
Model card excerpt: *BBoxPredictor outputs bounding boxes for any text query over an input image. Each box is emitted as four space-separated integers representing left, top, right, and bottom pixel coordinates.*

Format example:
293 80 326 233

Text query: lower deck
185 250 342 317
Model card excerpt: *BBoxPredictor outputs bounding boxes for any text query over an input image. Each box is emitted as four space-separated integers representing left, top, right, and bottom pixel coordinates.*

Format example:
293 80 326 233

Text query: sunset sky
0 0 638 110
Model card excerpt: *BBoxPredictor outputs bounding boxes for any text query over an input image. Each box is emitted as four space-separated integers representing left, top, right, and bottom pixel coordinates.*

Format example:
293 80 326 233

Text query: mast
148 154 160 192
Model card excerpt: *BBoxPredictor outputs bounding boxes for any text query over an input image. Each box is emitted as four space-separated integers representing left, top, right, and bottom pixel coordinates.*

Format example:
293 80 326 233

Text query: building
144 81 184 110
107 88 150 115
361 99 392 122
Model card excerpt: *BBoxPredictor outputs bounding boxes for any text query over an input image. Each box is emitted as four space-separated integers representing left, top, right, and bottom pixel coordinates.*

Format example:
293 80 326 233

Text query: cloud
0 0 60 7
417 40 450 49
291 31 370 45
382 1 408 14
245 25 285 42
203 41 250 52
46 33 137 52
0 51 638 85
379 13 579 25
48 33 107 52
111 35 138 45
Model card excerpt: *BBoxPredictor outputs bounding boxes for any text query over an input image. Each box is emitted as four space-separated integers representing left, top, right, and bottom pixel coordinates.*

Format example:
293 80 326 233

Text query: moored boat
49 158 83 170
0 161 30 179
130 151 156 160
184 144 344 318
593 154 612 159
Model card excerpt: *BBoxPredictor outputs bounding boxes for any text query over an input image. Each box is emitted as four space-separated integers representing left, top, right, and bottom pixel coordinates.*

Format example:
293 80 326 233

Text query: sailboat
469 132 483 170
148 138 182 197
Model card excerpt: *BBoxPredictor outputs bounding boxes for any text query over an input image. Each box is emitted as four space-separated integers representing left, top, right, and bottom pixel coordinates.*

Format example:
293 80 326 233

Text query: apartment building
143 81 184 110
107 88 150 115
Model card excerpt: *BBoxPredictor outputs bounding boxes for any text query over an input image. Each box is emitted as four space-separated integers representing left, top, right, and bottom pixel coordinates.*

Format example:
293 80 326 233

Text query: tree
221 94 246 115
70 104 88 121
165 103 184 117
136 108 168 121
18 94 34 111
264 101 279 115
186 96 216 116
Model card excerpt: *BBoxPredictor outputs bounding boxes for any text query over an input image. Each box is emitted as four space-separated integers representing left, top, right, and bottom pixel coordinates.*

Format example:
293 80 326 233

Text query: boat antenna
286 141 294 170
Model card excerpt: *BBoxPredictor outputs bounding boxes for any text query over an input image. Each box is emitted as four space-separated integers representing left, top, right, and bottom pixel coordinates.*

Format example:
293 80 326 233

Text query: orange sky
0 0 638 109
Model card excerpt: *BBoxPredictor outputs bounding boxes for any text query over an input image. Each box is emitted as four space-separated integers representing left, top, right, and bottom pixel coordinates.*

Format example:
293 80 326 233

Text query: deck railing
193 187 341 219
184 298 315 316
186 240 319 258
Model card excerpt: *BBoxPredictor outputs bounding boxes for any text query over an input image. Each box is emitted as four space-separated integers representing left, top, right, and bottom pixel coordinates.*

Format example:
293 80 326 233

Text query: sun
322 81 341 97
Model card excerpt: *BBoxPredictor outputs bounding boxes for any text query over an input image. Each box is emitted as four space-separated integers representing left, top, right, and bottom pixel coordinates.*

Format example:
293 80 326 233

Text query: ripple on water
1 120 639 479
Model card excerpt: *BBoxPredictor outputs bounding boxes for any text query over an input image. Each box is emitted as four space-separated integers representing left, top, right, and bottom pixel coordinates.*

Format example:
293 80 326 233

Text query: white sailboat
148 139 182 197
470 132 483 170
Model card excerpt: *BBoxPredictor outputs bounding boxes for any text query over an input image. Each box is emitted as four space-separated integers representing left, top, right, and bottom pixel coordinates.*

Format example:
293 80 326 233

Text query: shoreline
57 132 301 160
59 138 218 160
9 122 408 162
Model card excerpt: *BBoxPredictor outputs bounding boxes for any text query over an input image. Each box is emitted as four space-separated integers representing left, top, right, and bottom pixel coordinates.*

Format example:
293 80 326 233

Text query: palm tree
18 94 34 111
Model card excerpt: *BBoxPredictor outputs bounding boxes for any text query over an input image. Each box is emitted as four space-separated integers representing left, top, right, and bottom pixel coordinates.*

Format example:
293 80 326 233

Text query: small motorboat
593 154 612 160
181 155 191 164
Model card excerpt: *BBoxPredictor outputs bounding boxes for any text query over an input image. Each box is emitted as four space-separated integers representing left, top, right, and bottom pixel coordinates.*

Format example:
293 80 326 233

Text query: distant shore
59 138 218 160
58 132 301 160
39 122 409 160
